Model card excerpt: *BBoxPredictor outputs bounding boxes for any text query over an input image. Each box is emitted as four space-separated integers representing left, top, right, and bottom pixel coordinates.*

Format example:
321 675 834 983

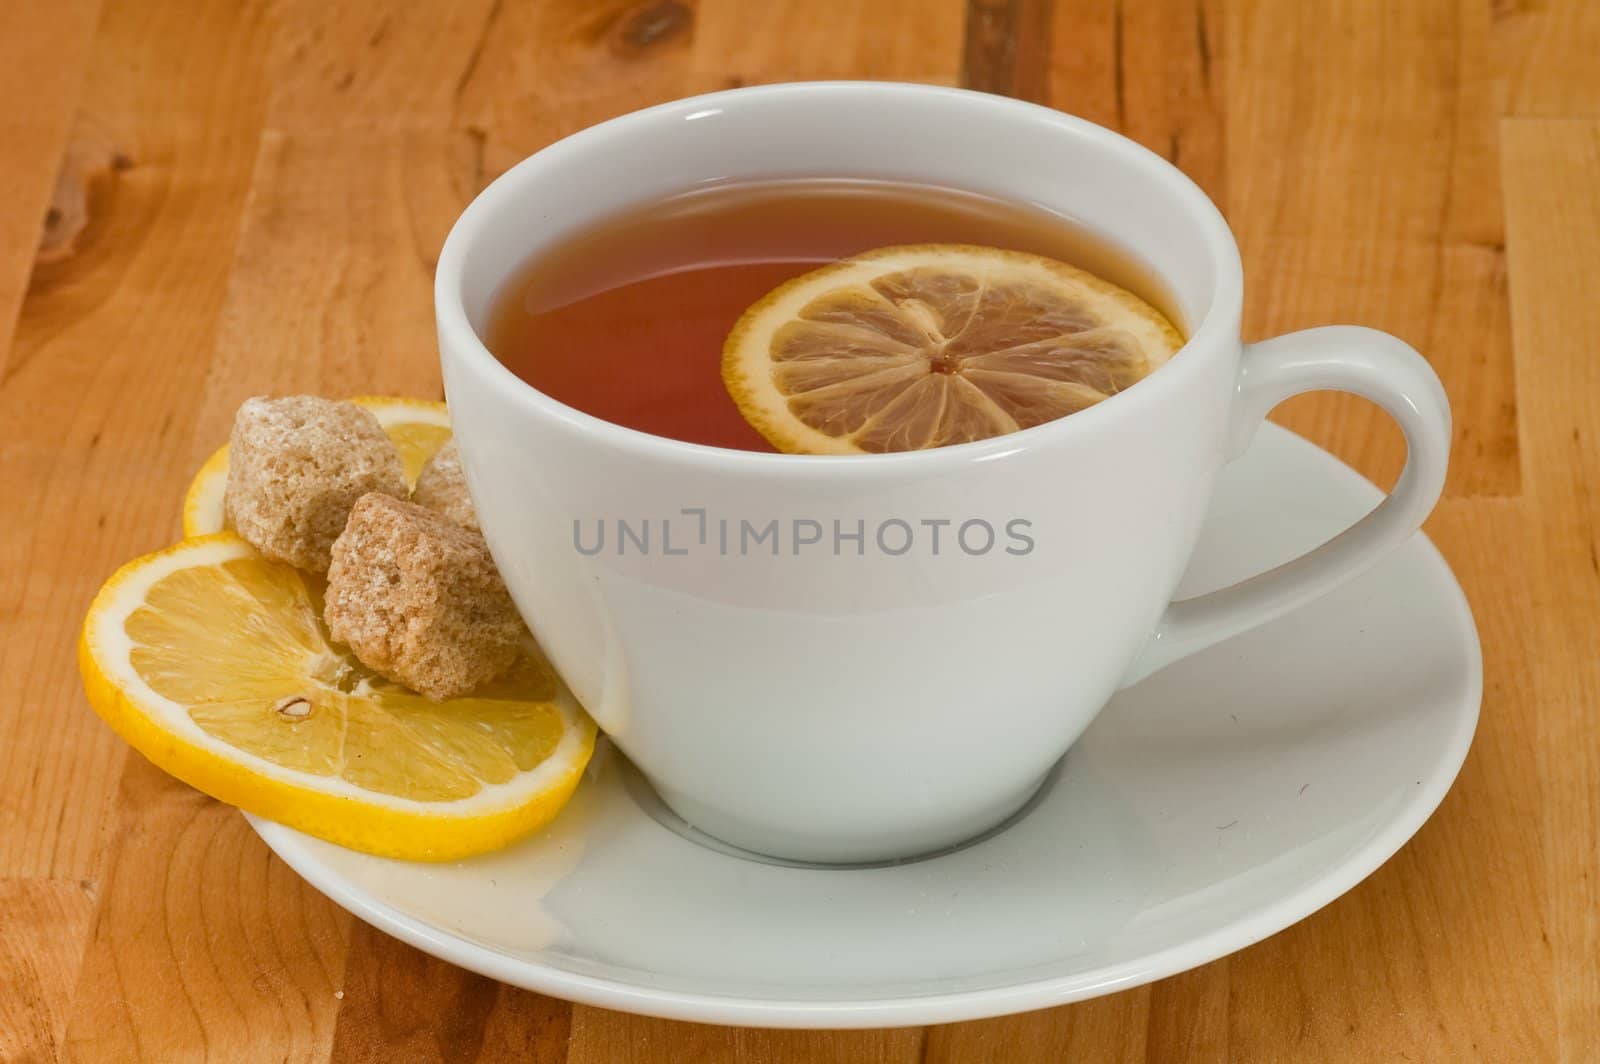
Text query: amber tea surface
486 180 1178 451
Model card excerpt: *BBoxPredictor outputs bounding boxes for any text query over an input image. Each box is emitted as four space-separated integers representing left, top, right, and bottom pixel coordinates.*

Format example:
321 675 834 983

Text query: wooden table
3 1 1597 1060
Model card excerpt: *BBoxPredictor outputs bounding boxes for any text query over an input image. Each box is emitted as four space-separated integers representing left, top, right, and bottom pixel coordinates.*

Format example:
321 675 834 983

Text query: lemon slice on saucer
183 396 452 536
79 533 596 861
723 244 1183 454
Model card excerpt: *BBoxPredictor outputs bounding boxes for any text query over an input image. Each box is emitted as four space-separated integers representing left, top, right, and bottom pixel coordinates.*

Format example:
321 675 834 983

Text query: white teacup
436 83 1450 864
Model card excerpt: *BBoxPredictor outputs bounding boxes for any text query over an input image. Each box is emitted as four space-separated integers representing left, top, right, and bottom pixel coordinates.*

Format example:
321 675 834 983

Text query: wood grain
566 1013 924 1064
327 922 571 1063
1502 117 1600 1061
924 993 1151 1063
193 129 469 448
689 0 965 90
1043 0 1225 205
454 0 702 190
1140 966 1230 1063
266 0 502 132
0 0 101 377
63 757 350 1063
1494 0 1600 116
1224 0 1515 500
961 0 1053 102
0 878 98 1063
4 0 1600 1060
0 0 273 886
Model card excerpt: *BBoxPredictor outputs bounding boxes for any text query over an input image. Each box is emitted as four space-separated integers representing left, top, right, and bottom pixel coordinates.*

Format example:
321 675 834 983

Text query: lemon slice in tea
722 244 1183 454
79 533 596 861
183 396 452 536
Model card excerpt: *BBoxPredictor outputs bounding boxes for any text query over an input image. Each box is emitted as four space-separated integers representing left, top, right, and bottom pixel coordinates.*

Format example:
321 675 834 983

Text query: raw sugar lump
223 395 406 572
324 493 524 700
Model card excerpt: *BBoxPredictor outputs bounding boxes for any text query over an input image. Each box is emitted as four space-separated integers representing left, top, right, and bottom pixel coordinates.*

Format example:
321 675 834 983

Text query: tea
486 180 1179 452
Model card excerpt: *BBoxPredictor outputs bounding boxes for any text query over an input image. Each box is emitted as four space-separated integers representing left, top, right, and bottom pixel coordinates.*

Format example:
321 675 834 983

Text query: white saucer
250 424 1481 1028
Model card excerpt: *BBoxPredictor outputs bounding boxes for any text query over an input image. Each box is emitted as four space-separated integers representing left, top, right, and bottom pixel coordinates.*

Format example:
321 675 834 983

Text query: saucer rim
249 423 1482 1028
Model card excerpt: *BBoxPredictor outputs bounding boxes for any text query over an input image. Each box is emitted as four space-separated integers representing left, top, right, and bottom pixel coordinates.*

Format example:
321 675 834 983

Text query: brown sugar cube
411 438 479 532
324 493 524 700
224 396 407 572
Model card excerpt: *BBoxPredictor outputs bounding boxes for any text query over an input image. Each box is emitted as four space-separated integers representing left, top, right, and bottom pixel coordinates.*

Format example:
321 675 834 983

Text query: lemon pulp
723 244 1183 454
81 534 595 860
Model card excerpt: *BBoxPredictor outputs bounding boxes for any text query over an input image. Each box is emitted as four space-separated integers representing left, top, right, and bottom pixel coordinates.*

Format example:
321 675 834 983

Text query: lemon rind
79 532 595 861
722 244 1184 455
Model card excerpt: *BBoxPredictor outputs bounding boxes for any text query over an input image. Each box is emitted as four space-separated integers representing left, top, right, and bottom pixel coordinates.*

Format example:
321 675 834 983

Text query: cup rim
435 80 1244 473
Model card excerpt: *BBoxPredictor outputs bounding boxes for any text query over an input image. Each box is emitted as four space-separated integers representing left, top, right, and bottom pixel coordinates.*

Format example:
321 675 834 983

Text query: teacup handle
1121 326 1452 686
